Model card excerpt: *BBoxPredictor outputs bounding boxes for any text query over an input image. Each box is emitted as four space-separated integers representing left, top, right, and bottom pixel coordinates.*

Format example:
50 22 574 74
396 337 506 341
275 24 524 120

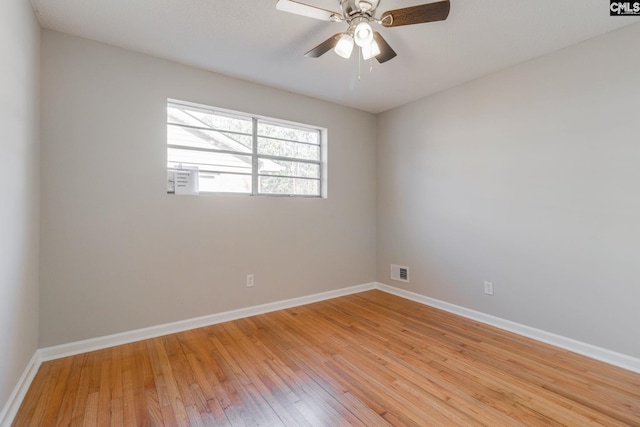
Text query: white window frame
167 99 327 198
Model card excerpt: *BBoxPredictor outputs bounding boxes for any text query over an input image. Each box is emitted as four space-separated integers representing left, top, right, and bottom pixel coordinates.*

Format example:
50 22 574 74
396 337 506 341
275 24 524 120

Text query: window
167 100 325 197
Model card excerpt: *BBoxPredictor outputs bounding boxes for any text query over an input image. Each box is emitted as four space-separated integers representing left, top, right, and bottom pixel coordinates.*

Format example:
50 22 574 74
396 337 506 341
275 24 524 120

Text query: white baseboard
0 352 41 427
375 282 640 374
1 282 376 426
39 282 377 362
4 280 639 427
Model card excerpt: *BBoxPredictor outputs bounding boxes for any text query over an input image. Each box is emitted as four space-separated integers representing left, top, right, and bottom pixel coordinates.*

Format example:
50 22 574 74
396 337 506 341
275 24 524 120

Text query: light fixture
361 39 380 60
353 20 374 47
333 17 380 61
334 33 354 58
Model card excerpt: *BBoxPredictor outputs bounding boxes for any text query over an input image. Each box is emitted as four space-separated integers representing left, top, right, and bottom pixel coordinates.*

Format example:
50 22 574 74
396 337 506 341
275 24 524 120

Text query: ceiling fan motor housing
341 0 379 18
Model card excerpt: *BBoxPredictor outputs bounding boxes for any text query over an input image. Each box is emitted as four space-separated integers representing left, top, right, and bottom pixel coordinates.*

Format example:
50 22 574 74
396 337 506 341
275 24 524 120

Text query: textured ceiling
31 0 639 113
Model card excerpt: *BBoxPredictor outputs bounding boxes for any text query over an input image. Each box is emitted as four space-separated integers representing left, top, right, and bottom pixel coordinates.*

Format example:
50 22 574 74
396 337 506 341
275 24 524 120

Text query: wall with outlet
39 30 377 347
376 23 640 358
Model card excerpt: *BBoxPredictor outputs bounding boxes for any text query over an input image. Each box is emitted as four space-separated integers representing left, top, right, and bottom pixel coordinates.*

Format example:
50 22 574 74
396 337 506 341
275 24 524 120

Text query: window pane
199 172 251 193
259 176 320 196
257 137 319 161
168 148 252 174
167 100 323 197
259 159 320 179
168 124 252 151
258 121 319 144
168 104 252 134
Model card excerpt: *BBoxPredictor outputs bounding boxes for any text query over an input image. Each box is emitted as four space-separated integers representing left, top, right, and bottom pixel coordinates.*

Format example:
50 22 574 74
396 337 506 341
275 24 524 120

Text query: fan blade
373 32 397 63
304 33 343 58
380 0 450 27
276 0 341 21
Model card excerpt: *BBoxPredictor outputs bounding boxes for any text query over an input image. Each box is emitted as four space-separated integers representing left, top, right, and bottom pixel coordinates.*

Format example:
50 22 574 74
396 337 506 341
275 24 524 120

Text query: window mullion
252 118 259 196
169 122 252 138
256 154 321 164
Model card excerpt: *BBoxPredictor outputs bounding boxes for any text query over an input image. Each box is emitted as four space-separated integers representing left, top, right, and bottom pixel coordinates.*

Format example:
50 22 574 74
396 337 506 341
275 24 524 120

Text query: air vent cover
390 264 409 283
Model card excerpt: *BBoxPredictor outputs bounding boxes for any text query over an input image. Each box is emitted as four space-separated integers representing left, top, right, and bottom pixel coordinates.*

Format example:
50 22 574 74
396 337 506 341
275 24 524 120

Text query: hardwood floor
13 290 640 426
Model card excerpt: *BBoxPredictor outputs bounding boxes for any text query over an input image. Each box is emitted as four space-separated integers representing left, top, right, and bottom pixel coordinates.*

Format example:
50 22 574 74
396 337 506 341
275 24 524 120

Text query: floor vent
390 264 410 283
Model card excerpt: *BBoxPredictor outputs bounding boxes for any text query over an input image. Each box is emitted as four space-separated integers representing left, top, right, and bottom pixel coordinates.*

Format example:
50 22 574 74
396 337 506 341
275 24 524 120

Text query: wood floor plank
14 362 53 426
13 290 640 426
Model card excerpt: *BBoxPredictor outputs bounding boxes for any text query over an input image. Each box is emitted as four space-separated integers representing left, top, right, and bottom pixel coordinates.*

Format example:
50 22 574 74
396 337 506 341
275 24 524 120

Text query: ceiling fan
276 0 451 63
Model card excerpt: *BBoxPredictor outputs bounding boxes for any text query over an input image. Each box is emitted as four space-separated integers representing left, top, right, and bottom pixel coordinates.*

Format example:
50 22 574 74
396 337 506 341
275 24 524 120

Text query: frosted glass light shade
354 21 373 47
334 34 354 58
362 40 381 60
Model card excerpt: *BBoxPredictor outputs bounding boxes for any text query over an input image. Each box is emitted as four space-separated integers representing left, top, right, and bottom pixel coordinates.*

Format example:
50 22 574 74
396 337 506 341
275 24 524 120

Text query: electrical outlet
484 280 494 296
246 274 254 287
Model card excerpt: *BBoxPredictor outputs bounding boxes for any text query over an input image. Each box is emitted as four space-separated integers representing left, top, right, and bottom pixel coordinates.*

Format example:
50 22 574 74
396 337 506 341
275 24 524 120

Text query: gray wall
377 23 640 358
0 0 40 411
40 30 377 347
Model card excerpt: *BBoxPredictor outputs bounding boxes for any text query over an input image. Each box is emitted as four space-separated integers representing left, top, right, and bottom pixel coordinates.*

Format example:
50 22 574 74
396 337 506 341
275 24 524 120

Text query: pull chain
358 47 362 81
356 47 375 81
